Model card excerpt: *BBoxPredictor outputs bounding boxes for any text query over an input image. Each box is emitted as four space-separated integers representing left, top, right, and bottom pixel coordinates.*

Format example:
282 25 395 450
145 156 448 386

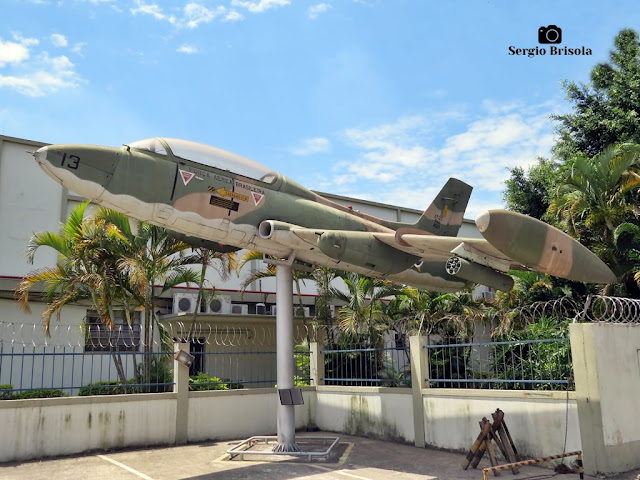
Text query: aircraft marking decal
209 195 239 212
252 192 264 206
216 187 249 202
443 205 449 219
179 169 195 186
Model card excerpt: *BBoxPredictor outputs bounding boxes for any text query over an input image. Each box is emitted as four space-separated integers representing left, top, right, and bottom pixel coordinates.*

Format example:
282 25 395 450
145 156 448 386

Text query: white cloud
316 102 557 215
13 35 39 47
177 44 198 54
339 115 436 182
223 10 244 22
50 33 68 47
184 3 225 28
289 137 331 155
230 0 290 14
130 1 227 28
130 1 176 24
71 42 88 55
0 51 81 97
0 39 31 67
308 3 331 19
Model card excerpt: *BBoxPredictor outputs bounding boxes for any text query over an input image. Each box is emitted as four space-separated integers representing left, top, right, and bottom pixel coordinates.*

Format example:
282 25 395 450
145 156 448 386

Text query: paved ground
1 432 639 480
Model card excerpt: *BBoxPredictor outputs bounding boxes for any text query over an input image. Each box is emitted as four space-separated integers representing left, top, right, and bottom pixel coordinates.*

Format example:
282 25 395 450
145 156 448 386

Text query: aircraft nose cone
34 146 49 165
476 211 490 233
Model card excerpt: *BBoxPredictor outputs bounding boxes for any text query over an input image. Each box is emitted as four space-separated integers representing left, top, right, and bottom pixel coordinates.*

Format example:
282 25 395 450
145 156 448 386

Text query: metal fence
188 347 311 389
0 343 312 397
425 338 574 390
322 344 411 387
0 344 174 398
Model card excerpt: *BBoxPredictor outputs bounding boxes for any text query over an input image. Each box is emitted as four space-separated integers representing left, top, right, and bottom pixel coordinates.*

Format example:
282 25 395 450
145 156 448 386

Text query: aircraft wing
258 208 617 286
372 233 520 271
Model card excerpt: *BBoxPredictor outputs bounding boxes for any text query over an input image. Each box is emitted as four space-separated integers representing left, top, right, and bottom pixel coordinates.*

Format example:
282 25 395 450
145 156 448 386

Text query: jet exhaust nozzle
258 220 299 239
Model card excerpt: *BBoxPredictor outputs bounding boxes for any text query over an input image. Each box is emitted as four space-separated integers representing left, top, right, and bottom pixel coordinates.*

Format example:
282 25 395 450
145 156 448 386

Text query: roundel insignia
179 169 195 186
252 192 264 206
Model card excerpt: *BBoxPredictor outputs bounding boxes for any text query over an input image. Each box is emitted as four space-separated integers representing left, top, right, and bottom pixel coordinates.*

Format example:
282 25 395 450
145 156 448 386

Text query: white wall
188 388 314 441
422 389 580 459
0 394 176 462
0 139 63 277
315 387 415 444
0 385 582 463
571 323 640 475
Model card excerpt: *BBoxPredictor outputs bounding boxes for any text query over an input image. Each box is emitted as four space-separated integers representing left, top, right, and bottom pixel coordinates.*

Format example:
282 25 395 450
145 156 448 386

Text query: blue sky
2 0 639 218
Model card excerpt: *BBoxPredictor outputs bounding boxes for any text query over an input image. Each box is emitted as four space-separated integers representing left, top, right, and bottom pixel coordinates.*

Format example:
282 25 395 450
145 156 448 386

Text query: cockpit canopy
127 137 278 184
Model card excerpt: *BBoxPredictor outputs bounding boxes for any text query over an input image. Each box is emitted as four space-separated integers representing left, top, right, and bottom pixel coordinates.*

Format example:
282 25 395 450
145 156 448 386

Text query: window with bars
84 310 142 352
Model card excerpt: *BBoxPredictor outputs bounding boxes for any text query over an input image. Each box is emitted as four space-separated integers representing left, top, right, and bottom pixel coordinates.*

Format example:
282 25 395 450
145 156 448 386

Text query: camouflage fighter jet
34 137 616 292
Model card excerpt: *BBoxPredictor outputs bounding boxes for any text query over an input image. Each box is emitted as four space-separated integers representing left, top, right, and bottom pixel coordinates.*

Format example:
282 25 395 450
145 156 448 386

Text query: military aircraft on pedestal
34 137 616 292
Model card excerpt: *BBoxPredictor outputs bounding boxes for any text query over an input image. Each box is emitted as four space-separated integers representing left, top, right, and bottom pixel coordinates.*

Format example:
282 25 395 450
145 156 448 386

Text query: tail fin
396 178 472 237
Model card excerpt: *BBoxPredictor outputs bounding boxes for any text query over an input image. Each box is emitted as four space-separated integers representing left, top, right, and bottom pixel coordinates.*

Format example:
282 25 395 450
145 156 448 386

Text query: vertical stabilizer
396 178 472 237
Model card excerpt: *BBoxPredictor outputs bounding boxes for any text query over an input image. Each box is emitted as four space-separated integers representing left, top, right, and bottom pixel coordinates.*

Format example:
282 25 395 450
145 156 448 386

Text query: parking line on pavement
97 455 155 480
308 464 372 480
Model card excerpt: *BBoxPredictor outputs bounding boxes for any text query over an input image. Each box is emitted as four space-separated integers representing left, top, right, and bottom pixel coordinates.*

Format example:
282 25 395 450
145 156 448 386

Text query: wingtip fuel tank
476 210 617 284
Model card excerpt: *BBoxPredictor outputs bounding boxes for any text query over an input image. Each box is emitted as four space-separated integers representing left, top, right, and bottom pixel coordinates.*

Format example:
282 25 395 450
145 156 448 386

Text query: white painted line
97 454 155 480
309 464 373 480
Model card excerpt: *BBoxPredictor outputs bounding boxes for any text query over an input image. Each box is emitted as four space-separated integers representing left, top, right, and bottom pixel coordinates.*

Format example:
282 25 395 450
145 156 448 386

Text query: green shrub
0 384 13 400
78 380 139 396
220 378 244 389
0 385 67 400
135 356 173 393
13 389 66 399
189 372 229 391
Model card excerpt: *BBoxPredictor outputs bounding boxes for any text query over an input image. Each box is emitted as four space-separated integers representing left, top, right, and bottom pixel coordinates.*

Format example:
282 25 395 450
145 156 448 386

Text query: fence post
310 341 325 386
410 335 429 448
173 342 190 445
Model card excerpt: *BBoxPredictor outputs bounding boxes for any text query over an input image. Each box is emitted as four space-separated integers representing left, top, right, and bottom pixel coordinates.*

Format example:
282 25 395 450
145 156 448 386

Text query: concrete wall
315 386 415 444
0 393 176 462
0 383 580 464
188 388 314 441
422 389 580 459
570 323 640 475
0 137 62 277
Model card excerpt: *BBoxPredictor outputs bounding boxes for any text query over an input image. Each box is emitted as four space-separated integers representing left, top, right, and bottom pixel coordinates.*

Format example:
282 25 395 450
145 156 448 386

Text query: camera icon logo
539 25 562 44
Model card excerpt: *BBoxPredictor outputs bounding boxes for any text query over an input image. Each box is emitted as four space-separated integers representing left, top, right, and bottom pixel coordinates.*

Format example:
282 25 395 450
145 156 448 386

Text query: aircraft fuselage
35 138 467 292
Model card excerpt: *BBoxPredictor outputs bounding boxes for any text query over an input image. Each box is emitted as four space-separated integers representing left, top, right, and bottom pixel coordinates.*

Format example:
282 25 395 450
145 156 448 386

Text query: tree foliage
552 29 640 161
503 159 559 220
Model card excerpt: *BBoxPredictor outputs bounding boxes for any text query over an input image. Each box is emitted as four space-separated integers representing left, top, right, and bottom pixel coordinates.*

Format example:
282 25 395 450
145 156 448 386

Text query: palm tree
17 202 136 384
329 272 408 345
612 222 640 296
17 202 123 333
236 250 313 316
95 208 201 383
548 142 640 241
17 204 202 387
389 288 484 339
185 247 237 339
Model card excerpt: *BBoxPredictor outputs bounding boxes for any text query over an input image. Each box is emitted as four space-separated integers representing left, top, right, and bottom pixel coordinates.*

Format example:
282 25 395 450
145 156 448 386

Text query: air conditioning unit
270 306 277 315
231 304 249 315
482 291 495 301
255 303 266 315
206 295 231 314
173 292 198 314
293 306 311 317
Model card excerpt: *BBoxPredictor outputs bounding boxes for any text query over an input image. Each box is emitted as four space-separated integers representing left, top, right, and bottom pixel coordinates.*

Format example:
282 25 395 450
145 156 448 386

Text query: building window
84 310 141 352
